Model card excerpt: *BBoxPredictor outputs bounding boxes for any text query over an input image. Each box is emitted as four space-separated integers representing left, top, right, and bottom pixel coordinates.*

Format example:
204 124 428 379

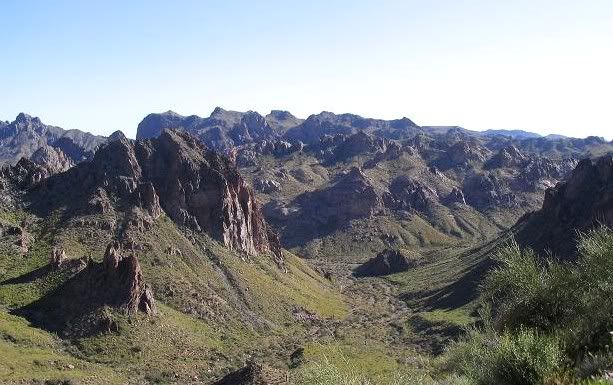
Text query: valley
0 110 612 384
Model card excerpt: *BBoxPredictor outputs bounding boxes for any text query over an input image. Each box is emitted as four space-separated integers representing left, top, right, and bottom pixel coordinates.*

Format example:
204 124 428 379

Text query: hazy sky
1 0 612 139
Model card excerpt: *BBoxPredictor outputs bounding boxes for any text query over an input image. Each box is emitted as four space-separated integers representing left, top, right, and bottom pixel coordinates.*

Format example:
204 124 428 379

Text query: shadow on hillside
422 258 494 310
0 265 51 285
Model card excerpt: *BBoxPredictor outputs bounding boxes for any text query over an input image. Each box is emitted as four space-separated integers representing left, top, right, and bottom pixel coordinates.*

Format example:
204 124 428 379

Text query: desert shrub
290 354 435 385
481 241 581 332
445 227 613 383
445 326 563 385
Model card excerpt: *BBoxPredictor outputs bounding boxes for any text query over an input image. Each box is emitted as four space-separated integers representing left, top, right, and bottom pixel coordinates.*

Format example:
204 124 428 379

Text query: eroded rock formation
50 246 66 270
33 129 282 261
101 241 156 315
297 167 383 224
18 240 156 335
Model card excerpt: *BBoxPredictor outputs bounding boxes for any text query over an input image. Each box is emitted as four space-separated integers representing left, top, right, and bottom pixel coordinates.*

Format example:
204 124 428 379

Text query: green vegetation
443 228 613 384
0 206 353 383
0 310 124 384
290 342 434 385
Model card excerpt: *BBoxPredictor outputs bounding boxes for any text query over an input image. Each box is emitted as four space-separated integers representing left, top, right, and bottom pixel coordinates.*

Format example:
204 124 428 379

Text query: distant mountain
136 108 610 157
136 108 423 151
481 129 542 139
131 108 613 258
136 108 279 151
283 111 422 144
0 113 107 165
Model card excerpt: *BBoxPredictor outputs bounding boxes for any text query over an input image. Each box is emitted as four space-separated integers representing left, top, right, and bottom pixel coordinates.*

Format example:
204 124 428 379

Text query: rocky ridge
31 129 282 261
0 113 106 165
16 238 156 336
516 155 613 256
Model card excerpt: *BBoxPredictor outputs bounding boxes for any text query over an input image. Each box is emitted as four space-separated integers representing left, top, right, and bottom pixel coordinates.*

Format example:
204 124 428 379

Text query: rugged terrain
1 109 613 384
137 108 613 261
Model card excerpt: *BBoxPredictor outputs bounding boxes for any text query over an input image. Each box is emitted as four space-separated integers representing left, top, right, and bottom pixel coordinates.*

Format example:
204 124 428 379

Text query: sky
1 0 612 139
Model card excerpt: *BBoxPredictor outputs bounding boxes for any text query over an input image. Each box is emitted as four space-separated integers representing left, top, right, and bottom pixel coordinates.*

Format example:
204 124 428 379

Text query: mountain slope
0 130 347 383
516 154 613 257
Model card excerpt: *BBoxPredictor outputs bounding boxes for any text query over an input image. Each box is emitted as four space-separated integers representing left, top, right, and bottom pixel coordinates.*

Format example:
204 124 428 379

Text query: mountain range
1 108 613 384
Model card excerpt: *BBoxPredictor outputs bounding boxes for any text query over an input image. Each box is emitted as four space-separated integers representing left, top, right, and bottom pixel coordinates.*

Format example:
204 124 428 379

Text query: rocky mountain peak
15 112 41 124
440 140 490 169
107 130 127 142
268 110 295 120
0 114 106 166
354 249 417 277
211 106 226 116
384 175 439 212
78 129 281 260
136 111 186 140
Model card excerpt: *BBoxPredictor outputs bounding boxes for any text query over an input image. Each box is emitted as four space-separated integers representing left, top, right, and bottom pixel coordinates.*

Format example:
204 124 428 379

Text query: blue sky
1 0 612 139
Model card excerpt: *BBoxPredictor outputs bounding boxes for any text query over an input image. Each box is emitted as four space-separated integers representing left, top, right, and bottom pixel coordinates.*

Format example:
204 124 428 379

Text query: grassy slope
0 207 348 384
0 310 124 385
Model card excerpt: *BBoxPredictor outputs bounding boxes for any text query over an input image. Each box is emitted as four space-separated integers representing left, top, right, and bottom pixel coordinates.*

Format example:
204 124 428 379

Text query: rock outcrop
486 145 527 169
50 246 66 269
254 178 281 193
326 131 388 163
100 241 156 315
354 249 417 276
30 145 74 175
444 187 467 206
211 361 288 385
296 167 383 224
34 129 282 261
516 155 613 257
383 176 438 212
0 157 53 189
18 240 156 335
463 173 517 209
437 140 490 170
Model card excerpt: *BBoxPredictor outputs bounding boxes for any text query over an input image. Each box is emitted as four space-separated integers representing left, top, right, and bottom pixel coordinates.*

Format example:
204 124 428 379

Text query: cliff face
33 129 282 260
516 155 613 257
132 129 280 258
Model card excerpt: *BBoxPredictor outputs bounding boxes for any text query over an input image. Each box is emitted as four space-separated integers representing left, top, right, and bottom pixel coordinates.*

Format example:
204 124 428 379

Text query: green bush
445 227 613 383
445 326 562 385
290 354 435 385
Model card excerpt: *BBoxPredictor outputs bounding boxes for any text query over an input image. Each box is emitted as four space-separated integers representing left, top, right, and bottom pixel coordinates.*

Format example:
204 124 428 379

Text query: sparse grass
0 206 353 383
418 309 474 327
291 341 434 385
0 310 124 384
